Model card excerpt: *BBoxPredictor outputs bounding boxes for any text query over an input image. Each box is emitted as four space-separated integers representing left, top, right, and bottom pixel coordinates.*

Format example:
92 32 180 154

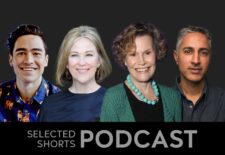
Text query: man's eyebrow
182 47 193 50
199 48 210 51
15 48 44 52
31 48 43 52
15 48 27 52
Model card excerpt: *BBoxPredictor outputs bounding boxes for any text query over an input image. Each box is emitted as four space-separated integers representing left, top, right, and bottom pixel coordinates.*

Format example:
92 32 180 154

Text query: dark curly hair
6 24 47 55
112 21 168 68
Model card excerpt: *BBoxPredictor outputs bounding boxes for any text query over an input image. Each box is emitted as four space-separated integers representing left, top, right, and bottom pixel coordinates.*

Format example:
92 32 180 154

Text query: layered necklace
126 74 159 105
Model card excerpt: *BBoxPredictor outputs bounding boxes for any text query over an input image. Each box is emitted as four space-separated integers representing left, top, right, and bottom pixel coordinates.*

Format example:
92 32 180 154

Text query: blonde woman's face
67 37 100 85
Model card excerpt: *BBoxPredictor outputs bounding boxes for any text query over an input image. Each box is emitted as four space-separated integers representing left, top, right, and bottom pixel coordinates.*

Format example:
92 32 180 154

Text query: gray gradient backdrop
0 0 224 89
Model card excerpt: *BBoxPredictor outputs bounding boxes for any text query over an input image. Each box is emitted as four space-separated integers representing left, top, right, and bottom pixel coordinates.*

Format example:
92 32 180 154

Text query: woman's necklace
127 74 159 105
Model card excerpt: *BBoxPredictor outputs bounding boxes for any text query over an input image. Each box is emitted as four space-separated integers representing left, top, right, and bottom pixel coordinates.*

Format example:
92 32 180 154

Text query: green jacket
100 83 182 122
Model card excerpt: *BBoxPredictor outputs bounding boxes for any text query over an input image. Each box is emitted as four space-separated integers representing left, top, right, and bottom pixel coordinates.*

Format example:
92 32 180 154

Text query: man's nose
24 53 34 64
191 52 200 65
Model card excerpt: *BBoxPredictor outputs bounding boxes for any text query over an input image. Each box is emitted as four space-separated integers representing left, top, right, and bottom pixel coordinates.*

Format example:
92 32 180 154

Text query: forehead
179 32 210 48
14 35 45 48
134 35 154 51
71 37 97 52
135 35 152 43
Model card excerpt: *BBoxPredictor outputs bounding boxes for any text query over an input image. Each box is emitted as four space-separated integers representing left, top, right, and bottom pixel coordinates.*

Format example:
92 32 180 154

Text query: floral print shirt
0 79 60 122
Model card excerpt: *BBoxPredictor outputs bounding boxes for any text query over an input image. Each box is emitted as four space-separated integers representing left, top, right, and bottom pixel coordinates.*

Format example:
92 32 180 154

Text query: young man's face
9 35 48 84
174 32 211 83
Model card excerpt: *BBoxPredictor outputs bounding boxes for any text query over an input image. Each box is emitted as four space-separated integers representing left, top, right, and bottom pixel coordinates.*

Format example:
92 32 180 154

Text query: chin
186 76 204 83
136 77 151 83
22 79 38 83
76 78 92 84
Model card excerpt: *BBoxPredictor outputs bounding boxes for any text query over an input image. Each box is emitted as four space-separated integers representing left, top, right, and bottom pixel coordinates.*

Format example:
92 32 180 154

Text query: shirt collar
9 78 49 105
175 77 208 97
33 79 49 104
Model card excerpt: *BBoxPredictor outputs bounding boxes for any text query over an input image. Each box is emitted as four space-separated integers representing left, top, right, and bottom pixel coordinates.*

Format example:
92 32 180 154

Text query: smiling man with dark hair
0 24 60 122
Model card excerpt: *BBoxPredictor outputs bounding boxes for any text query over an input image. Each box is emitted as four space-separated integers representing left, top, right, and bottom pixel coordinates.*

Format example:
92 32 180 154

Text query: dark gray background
0 0 224 89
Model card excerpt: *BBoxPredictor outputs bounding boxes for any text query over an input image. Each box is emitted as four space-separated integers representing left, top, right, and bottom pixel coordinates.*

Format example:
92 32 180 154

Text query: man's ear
45 54 49 67
9 54 13 67
173 50 179 65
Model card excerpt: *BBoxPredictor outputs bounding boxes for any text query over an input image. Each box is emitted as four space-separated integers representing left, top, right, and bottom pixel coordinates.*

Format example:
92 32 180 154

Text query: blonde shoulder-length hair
56 26 112 87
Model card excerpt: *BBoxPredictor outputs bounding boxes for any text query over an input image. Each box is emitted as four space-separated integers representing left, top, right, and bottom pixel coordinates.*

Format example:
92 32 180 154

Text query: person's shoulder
158 84 180 97
0 79 15 87
103 83 125 99
106 83 124 93
0 79 15 90
158 84 178 92
42 78 61 93
97 86 107 93
208 84 225 96
43 91 67 103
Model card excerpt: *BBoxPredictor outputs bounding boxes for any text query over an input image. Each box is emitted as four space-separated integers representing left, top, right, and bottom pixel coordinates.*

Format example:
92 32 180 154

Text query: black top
124 83 164 122
38 87 106 122
175 78 225 122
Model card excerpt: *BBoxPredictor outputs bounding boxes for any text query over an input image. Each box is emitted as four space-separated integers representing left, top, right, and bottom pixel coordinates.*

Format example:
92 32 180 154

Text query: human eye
86 53 93 57
70 52 78 57
17 51 25 56
128 52 136 57
183 48 192 54
71 54 78 57
33 52 41 56
145 50 152 55
200 49 210 56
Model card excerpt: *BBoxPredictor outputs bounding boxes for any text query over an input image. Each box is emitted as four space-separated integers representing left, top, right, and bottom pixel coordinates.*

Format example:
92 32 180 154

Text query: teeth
77 69 88 73
22 67 35 71
136 68 148 72
77 69 88 71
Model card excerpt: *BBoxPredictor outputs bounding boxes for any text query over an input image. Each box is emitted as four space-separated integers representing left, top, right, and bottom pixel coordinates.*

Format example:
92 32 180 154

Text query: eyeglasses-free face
67 37 100 85
9 34 48 85
174 32 211 83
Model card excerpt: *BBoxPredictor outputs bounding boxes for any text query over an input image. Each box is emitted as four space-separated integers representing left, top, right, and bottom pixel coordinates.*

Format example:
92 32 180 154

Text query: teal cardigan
100 83 182 122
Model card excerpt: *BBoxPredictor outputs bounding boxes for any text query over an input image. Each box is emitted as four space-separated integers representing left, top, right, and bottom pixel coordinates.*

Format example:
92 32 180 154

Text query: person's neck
16 77 43 102
69 80 100 94
179 76 205 105
125 79 156 100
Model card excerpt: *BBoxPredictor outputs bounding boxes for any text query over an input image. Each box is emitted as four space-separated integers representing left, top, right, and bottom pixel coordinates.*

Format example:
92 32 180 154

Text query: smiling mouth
135 67 149 72
76 68 89 73
20 67 37 71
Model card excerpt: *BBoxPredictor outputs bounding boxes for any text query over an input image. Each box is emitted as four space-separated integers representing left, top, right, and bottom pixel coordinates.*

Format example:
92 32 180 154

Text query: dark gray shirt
175 78 225 122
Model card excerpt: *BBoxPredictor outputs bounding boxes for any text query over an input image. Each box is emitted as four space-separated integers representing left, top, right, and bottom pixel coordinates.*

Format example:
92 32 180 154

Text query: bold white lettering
152 130 168 148
116 130 132 148
170 130 183 148
96 130 113 148
80 130 94 148
134 130 150 148
184 130 198 148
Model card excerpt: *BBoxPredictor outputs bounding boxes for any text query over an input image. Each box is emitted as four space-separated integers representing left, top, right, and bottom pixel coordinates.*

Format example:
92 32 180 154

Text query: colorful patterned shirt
0 79 60 122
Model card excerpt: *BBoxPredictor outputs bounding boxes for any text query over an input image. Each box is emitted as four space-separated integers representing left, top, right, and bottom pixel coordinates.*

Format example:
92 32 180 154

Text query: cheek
125 58 135 67
177 55 188 65
12 58 23 66
202 59 210 68
68 57 78 66
149 57 156 65
87 57 99 67
36 59 48 67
